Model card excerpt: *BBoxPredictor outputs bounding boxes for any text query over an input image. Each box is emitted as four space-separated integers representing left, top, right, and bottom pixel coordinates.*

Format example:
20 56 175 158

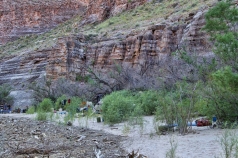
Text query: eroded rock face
0 8 211 83
0 0 147 46
0 0 86 45
0 4 213 108
32 8 212 86
10 90 34 109
85 0 147 22
70 9 212 75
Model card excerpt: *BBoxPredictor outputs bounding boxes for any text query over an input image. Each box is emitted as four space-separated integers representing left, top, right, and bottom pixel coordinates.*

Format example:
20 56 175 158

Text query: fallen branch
128 150 147 158
94 148 104 158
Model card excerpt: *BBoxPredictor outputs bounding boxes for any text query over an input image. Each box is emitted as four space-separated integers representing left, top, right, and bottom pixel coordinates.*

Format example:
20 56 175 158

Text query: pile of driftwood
0 116 129 158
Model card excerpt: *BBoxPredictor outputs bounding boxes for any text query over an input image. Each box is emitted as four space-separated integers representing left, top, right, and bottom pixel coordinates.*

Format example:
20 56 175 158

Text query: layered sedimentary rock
36 9 211 82
85 0 147 22
0 0 147 45
0 8 211 84
0 0 213 108
0 0 86 45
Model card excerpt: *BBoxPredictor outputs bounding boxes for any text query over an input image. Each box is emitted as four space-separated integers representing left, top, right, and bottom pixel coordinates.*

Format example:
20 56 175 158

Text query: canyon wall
0 0 147 46
85 0 147 22
0 0 86 45
0 0 214 108
0 9 211 87
49 10 212 81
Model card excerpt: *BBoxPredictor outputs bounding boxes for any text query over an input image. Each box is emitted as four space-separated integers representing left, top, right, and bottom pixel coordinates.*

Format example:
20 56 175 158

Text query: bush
76 74 91 82
26 106 35 114
218 126 238 158
155 82 199 135
55 95 67 110
36 112 48 121
64 97 82 123
36 98 53 121
38 98 53 112
102 90 136 124
0 84 13 105
200 67 238 122
135 90 159 115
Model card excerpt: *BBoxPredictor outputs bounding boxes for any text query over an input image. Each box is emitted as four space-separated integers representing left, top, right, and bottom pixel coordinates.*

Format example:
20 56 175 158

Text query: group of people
0 104 30 114
60 95 103 113
0 104 11 114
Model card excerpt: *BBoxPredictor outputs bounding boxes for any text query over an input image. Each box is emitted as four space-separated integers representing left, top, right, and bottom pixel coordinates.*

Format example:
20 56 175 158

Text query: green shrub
108 21 114 26
35 98 53 121
26 106 35 114
76 74 91 82
101 90 136 124
64 96 82 123
0 84 13 105
218 126 238 158
136 90 159 115
38 98 53 112
128 105 144 132
201 67 238 122
36 111 48 121
55 95 67 110
155 82 199 135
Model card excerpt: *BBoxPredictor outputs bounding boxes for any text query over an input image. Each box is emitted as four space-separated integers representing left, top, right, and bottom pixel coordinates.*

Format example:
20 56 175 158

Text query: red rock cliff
0 0 86 45
85 0 147 21
0 0 215 108
0 0 147 46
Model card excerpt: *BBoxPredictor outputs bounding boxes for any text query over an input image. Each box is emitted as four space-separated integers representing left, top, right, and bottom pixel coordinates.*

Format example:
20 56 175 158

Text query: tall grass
63 97 82 124
217 125 238 158
166 136 178 158
35 98 53 121
26 106 35 114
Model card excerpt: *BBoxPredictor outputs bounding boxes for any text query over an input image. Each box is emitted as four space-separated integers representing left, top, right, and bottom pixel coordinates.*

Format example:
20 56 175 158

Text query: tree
201 67 238 122
200 0 238 122
155 82 199 135
203 0 238 70
0 84 13 105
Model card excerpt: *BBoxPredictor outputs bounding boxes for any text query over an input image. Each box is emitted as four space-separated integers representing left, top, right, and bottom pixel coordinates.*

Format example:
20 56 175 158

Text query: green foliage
155 82 199 134
166 136 178 158
84 34 98 41
0 84 13 105
203 0 238 70
127 105 144 132
64 97 82 123
38 98 53 112
35 98 54 121
201 67 238 122
55 95 67 110
218 127 238 158
26 106 35 114
83 107 95 129
76 74 91 82
136 90 159 115
191 0 238 124
36 112 48 121
155 91 175 126
212 67 238 93
101 90 165 124
101 90 136 124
